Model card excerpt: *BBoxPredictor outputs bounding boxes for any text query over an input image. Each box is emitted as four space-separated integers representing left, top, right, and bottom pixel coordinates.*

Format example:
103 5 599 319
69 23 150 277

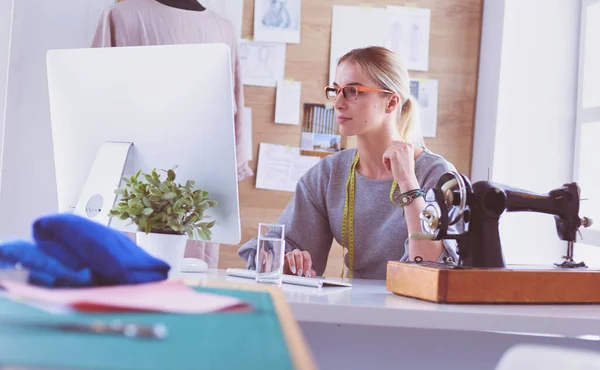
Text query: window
574 0 600 247
581 1 600 108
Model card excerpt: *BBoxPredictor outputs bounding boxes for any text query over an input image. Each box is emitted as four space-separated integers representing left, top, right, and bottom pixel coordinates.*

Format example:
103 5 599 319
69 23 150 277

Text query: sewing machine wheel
436 171 472 226
420 204 440 235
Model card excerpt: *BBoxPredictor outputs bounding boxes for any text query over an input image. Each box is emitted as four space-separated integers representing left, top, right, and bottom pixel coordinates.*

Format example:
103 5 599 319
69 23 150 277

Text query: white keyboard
226 268 352 288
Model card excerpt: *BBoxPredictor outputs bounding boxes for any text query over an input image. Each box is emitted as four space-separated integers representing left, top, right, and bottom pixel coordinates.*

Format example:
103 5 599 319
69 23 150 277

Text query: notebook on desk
226 268 352 288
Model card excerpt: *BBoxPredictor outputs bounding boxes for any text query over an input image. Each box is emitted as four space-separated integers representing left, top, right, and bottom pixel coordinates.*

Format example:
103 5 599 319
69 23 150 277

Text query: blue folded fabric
0 213 170 287
33 213 171 285
0 240 93 287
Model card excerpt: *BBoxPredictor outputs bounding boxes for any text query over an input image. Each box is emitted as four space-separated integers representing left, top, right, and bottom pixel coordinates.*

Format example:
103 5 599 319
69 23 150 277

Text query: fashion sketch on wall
239 39 286 87
253 0 301 43
410 79 439 138
385 6 431 71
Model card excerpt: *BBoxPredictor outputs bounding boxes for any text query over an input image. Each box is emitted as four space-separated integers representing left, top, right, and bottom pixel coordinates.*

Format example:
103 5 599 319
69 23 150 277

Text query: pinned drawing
261 0 293 28
385 6 431 71
410 79 438 137
254 0 301 44
239 39 286 87
328 5 387 84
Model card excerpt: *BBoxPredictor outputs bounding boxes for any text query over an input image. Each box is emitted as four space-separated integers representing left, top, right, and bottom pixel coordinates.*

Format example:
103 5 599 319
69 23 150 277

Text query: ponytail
398 95 424 147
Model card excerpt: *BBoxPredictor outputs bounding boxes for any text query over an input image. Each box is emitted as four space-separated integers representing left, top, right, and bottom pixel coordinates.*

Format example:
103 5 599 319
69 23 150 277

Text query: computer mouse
181 258 208 273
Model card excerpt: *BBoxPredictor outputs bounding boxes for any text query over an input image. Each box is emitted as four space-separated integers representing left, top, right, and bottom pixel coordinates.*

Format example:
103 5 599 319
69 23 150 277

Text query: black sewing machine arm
503 183 589 242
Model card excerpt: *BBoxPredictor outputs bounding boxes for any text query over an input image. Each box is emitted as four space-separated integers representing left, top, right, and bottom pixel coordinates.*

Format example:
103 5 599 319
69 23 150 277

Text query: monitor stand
74 141 134 227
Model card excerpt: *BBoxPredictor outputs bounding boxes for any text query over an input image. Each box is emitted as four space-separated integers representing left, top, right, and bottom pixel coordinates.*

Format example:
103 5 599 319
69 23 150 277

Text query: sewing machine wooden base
386 261 600 304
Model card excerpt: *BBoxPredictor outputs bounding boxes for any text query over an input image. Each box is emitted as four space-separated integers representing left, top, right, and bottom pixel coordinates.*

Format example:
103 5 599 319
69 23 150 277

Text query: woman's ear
385 94 401 114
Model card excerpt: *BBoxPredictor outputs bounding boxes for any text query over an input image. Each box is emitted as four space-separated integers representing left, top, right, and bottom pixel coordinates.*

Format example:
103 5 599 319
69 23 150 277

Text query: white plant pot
136 232 188 275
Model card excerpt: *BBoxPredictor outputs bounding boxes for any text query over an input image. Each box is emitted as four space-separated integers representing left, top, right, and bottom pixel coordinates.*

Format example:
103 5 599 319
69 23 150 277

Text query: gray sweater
238 147 460 280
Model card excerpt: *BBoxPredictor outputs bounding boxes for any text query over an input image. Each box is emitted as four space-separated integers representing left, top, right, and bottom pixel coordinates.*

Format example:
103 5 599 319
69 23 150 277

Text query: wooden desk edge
198 279 317 370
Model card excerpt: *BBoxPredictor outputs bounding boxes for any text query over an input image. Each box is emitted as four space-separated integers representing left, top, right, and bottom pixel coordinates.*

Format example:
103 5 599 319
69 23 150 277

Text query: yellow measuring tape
341 151 399 278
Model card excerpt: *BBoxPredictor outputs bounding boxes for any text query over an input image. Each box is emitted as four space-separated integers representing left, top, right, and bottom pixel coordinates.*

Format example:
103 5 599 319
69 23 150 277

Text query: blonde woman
238 46 459 280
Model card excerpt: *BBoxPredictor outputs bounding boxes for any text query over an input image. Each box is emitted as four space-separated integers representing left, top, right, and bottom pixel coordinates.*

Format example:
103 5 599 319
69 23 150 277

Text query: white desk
184 269 600 370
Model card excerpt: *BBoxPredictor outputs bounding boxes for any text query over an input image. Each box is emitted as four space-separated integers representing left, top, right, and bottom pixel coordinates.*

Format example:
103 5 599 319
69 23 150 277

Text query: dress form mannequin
93 0 253 271
154 0 205 11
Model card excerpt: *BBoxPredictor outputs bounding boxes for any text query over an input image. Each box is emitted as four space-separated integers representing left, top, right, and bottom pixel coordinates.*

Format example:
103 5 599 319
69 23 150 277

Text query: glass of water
255 223 286 285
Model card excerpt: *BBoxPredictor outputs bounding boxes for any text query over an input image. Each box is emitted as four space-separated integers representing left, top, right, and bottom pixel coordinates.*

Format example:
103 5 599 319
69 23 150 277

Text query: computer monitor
45 43 241 245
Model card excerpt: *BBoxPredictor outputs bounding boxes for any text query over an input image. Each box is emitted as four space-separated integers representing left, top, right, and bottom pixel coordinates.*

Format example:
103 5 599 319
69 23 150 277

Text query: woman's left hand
382 141 418 189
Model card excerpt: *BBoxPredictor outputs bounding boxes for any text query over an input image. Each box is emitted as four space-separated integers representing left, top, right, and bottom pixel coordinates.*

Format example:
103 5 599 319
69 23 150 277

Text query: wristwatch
393 188 426 207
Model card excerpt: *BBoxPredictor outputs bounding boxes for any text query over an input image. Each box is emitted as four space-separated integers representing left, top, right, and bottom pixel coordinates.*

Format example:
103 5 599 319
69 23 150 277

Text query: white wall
0 0 14 192
0 0 113 240
470 0 505 184
473 0 581 265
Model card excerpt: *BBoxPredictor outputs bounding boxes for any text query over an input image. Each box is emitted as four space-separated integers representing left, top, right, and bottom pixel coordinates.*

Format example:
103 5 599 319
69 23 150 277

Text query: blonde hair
338 46 424 147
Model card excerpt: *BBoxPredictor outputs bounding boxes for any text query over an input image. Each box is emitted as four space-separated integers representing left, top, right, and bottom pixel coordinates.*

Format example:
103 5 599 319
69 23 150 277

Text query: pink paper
0 280 250 314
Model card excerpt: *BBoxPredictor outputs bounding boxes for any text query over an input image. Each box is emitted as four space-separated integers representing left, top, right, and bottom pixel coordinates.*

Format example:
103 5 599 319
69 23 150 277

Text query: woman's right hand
284 249 316 278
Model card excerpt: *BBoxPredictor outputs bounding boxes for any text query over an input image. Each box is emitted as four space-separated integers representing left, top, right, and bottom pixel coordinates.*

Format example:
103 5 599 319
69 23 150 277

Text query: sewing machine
386 172 600 304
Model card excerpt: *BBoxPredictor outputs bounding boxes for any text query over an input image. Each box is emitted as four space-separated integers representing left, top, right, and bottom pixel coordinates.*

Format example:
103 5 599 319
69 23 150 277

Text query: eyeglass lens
326 86 358 101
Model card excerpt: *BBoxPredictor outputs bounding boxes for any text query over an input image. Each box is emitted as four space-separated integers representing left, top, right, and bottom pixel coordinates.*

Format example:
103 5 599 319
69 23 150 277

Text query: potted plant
108 165 217 273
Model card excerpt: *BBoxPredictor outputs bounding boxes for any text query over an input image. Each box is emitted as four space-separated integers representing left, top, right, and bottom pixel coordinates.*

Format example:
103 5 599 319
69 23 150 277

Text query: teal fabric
0 287 293 370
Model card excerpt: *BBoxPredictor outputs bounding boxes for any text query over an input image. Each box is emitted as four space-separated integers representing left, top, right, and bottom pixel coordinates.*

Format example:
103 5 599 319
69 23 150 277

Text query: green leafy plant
108 165 217 240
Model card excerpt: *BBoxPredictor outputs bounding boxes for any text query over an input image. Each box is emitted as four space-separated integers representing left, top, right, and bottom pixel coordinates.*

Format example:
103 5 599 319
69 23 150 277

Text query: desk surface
183 269 600 338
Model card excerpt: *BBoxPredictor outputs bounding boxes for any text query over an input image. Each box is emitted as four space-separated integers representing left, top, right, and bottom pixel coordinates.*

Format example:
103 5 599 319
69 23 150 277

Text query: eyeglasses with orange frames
324 85 395 101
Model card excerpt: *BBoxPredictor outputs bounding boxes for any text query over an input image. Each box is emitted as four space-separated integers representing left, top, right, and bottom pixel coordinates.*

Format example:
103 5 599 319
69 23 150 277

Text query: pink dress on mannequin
92 0 252 267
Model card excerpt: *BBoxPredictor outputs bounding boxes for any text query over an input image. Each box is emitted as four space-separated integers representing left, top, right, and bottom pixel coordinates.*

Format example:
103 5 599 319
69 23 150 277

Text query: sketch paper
410 79 438 137
243 107 253 160
255 143 319 192
239 39 286 87
254 0 301 43
329 5 387 84
203 0 244 40
385 6 431 71
275 79 301 125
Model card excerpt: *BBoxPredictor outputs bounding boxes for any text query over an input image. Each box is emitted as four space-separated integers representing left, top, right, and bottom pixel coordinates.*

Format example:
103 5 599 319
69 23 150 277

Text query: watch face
392 187 425 207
